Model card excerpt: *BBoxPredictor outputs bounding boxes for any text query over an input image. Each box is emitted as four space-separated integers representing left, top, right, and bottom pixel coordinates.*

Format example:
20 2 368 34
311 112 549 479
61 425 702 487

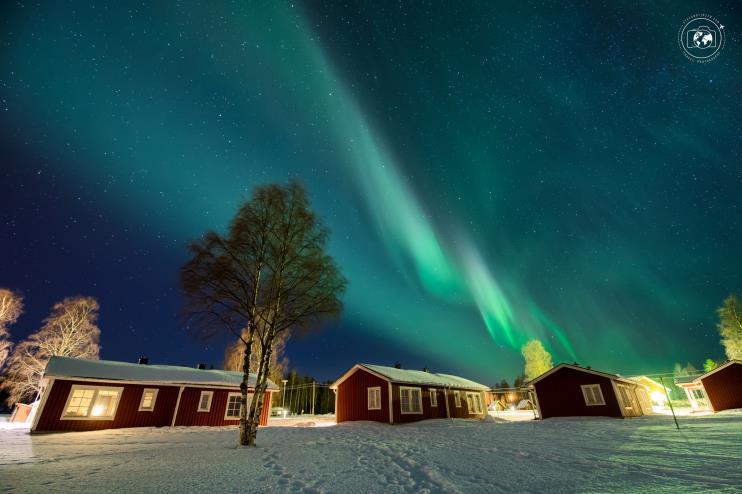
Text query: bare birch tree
0 288 24 369
1 296 100 405
244 182 346 445
181 186 278 446
222 329 288 384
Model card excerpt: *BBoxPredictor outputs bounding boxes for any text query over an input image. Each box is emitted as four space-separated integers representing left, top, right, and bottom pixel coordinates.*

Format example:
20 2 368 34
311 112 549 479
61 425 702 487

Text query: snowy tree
222 328 288 384
1 297 100 405
521 339 553 382
0 288 24 369
717 294 742 361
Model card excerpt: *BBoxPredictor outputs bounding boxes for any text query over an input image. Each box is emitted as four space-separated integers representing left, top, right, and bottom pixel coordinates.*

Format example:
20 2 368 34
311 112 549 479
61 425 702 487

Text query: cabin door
635 387 653 414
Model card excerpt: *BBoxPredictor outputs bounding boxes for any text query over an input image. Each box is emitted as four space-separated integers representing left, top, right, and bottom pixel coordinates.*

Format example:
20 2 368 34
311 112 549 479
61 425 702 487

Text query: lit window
367 387 381 410
225 393 242 419
198 391 213 412
454 391 462 408
430 389 438 407
466 392 483 414
62 385 123 420
138 388 158 411
400 386 423 414
581 384 606 406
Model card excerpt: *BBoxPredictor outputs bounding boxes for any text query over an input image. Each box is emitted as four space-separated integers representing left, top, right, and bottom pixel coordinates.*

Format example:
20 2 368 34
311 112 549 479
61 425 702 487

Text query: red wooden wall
702 363 742 412
35 379 180 432
35 379 272 432
533 367 624 419
335 367 488 423
336 367 390 423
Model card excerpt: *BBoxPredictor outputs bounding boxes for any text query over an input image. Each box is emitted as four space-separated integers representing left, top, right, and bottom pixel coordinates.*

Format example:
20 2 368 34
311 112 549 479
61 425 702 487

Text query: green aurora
2 1 740 381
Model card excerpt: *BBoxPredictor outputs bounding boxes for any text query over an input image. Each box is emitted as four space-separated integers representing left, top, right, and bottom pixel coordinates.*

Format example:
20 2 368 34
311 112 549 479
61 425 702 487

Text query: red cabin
30 356 278 433
528 363 647 419
331 363 489 424
679 360 742 412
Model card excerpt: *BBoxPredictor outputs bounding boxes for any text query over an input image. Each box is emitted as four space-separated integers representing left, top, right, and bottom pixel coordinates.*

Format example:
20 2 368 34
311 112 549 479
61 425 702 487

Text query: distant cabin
29 356 279 433
331 363 489 424
528 363 648 419
675 360 742 413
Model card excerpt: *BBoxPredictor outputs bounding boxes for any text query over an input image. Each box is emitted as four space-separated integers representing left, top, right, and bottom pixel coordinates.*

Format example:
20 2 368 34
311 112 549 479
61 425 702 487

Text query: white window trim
60 384 124 421
430 388 437 407
224 391 246 420
581 384 606 406
454 390 462 408
466 392 483 414
138 388 159 412
197 391 214 412
367 386 381 410
399 386 423 415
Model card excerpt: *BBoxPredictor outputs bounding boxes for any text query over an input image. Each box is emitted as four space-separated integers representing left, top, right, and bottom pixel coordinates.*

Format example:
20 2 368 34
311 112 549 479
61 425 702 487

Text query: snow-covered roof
526 363 637 386
332 364 489 391
44 356 279 390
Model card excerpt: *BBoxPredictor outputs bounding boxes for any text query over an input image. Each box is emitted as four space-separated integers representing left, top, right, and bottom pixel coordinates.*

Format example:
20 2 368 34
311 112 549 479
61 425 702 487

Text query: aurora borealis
2 2 741 383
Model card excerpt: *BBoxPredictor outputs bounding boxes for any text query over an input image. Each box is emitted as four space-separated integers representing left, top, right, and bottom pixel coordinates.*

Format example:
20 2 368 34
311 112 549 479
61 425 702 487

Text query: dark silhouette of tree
181 181 346 446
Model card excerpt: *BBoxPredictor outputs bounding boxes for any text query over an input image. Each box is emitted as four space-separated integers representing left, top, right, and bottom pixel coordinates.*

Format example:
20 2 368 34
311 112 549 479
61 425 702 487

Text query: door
635 387 653 414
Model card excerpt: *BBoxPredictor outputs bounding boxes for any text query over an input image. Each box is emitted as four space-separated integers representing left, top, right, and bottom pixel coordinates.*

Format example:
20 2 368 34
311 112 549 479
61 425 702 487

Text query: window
138 388 158 411
61 385 123 420
430 389 438 407
399 387 423 414
617 385 632 409
225 392 252 420
581 384 606 406
454 391 462 408
367 387 381 410
466 392 483 414
691 389 705 400
198 391 213 412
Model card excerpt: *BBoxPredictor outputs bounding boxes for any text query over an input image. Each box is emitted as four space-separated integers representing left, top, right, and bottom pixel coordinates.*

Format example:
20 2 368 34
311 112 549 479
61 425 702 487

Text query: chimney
138 357 149 365
394 362 402 369
422 367 430 373
196 363 208 370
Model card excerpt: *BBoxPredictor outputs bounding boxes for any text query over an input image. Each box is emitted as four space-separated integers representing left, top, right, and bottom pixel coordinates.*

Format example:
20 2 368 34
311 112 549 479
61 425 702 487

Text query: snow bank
2 412 741 493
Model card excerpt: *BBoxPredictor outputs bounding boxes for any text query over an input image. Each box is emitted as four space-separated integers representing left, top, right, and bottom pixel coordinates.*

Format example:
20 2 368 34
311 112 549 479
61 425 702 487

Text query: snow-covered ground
2 412 741 493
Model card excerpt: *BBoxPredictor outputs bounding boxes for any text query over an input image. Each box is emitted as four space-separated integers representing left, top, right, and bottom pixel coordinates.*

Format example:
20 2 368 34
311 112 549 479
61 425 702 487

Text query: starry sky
1 1 741 385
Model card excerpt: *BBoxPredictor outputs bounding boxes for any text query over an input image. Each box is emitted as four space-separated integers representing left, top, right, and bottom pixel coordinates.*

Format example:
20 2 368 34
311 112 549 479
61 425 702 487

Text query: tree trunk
238 327 254 447
247 332 274 445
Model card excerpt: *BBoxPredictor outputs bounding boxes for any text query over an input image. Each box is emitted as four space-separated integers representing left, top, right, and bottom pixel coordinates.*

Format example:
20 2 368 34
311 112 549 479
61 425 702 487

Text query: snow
3 412 742 493
357 364 490 390
44 356 279 390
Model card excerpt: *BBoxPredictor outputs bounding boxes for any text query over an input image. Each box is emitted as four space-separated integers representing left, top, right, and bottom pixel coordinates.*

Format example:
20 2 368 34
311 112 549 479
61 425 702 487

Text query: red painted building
678 360 742 412
30 356 278 433
528 364 647 419
331 364 489 424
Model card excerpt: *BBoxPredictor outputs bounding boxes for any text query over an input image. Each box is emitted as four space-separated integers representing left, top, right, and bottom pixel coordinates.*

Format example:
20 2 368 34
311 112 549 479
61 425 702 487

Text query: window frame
60 384 124 421
224 392 243 420
430 388 438 407
454 390 462 408
399 386 423 415
616 384 633 409
466 392 483 414
138 388 159 412
367 386 381 410
580 384 606 406
197 391 214 412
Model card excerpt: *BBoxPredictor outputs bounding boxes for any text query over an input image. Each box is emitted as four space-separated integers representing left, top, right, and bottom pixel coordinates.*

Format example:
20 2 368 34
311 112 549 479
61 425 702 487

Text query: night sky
1 1 740 385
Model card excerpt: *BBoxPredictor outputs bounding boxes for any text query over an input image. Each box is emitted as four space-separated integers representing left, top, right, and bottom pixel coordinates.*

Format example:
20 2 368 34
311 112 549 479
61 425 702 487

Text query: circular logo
678 14 725 62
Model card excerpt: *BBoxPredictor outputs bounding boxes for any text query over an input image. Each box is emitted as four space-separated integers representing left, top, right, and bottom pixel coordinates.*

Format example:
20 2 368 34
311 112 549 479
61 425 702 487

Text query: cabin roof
44 356 279 390
526 363 637 386
331 363 489 390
